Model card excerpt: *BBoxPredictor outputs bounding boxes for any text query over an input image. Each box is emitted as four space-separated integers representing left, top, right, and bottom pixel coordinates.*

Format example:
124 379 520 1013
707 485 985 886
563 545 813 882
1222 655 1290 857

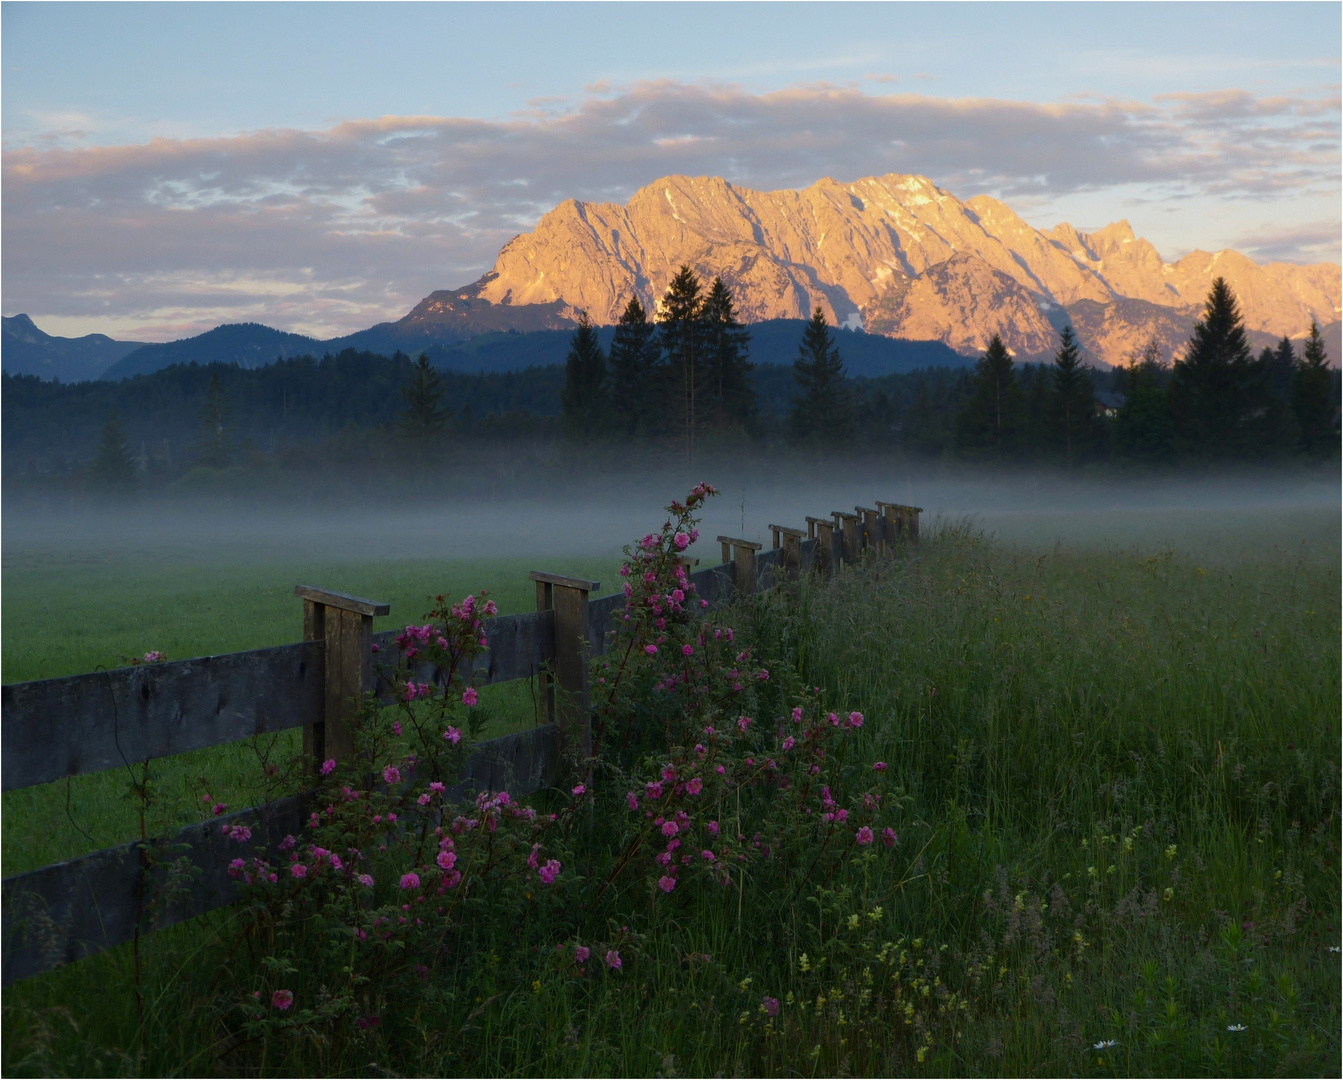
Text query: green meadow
2 499 1339 1076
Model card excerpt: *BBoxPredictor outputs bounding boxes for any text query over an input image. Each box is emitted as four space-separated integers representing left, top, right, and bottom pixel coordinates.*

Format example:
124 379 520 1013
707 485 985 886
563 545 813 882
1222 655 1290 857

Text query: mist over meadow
5 461 1337 572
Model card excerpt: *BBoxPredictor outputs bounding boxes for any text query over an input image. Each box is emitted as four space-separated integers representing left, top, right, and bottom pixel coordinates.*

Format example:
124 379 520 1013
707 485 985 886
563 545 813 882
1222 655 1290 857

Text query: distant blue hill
102 322 324 380
10 311 973 385
1 314 147 382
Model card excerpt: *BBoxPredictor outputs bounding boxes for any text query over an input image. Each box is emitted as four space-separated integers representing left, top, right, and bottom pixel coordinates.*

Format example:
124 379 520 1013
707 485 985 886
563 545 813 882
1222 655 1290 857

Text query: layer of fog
5 464 1338 577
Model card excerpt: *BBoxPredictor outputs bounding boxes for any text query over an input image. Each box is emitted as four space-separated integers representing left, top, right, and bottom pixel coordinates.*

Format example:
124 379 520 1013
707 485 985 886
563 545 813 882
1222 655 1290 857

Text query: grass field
2 497 1339 1076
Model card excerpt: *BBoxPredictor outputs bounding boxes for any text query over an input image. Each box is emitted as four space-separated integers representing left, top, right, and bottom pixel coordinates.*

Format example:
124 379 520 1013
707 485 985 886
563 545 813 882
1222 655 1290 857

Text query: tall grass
3 512 1338 1076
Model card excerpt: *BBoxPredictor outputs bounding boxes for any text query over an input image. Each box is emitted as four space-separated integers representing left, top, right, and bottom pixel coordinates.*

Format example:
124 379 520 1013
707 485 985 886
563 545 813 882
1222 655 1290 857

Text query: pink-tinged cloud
3 81 1338 341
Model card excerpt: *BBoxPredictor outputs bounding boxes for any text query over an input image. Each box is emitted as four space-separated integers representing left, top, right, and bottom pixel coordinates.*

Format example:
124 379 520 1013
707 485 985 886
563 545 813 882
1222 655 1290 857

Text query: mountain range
3 173 1338 383
467 173 1339 365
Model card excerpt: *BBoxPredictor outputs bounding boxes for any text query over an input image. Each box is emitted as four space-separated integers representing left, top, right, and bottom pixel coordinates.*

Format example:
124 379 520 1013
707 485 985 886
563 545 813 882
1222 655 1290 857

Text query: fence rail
1 501 921 985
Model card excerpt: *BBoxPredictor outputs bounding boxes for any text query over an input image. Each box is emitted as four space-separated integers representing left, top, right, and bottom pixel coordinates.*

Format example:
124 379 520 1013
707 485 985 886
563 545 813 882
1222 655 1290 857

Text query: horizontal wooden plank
755 547 782 591
2 642 324 792
293 585 390 617
529 571 600 592
372 609 555 695
587 591 625 656
716 535 763 550
1 794 305 986
450 724 559 801
769 524 806 537
799 537 819 573
689 563 734 609
1 723 560 985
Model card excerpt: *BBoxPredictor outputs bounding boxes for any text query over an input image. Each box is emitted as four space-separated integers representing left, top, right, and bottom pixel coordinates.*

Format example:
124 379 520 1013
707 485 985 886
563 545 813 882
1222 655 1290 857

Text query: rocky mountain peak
454 173 1338 365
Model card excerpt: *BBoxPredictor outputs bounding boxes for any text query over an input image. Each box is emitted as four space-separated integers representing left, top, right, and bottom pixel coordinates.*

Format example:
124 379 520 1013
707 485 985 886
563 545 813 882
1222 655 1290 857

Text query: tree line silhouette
4 276 1336 493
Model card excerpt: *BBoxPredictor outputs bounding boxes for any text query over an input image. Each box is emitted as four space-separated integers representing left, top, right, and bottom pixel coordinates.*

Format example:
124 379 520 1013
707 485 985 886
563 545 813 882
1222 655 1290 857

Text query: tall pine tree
1115 337 1173 462
197 372 233 466
1169 277 1258 456
559 311 610 441
657 266 708 462
700 277 757 433
608 296 659 436
1292 320 1337 457
1043 325 1097 463
397 353 450 439
787 306 852 443
955 334 1019 459
90 409 138 490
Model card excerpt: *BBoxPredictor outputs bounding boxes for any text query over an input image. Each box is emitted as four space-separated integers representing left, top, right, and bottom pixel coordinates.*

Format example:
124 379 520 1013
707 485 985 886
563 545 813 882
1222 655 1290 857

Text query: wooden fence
1 501 921 986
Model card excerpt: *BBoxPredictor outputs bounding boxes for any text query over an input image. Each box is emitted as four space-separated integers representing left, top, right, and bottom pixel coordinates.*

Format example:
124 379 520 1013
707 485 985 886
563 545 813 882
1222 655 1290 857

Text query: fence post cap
529 570 600 592
768 524 806 538
293 585 390 617
804 516 835 527
831 510 859 522
715 535 763 551
855 505 880 516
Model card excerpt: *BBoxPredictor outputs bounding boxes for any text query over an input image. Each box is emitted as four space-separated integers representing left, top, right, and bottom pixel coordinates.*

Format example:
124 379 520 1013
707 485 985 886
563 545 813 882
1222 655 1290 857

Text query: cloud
3 80 1338 340
1234 220 1343 264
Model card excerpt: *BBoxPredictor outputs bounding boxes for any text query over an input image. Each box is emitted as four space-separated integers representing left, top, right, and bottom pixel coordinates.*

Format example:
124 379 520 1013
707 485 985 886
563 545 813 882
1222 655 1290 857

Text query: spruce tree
397 353 450 439
608 296 659 437
1115 337 1174 462
1249 337 1298 452
787 306 852 443
657 266 708 461
1265 337 1296 403
1169 277 1257 456
90 409 138 490
559 311 610 441
197 372 233 466
1292 320 1337 457
955 334 1019 458
1044 325 1097 463
700 277 757 432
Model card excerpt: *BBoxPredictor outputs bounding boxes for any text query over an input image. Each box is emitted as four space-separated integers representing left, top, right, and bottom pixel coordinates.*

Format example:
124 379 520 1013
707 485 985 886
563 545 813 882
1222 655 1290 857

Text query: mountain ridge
464 173 1340 366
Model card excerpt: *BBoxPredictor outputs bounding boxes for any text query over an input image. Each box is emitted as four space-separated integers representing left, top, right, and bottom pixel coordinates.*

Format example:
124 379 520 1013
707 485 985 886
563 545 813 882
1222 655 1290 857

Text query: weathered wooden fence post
806 516 838 575
876 500 904 543
294 586 390 766
530 572 599 766
856 506 884 556
831 511 859 566
905 504 923 544
769 524 805 576
718 536 763 598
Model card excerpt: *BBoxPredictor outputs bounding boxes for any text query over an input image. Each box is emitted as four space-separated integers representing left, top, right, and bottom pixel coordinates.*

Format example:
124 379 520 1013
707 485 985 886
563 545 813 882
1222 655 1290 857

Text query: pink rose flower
462 687 478 706
576 945 590 963
272 989 294 1010
605 949 622 970
856 826 874 845
400 872 420 890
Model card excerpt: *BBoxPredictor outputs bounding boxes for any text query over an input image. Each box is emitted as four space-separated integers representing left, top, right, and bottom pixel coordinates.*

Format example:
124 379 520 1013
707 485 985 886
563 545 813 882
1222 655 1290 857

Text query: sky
2 1 1340 342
